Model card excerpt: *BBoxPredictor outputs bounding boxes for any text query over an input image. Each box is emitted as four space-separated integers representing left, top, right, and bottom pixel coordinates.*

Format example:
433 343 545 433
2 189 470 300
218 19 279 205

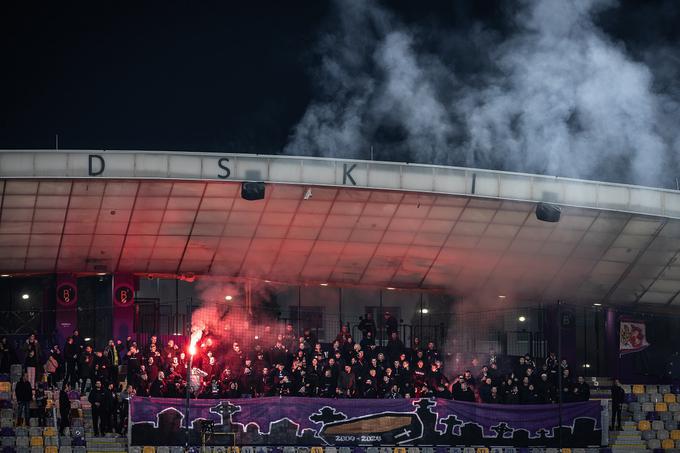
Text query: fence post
557 300 563 451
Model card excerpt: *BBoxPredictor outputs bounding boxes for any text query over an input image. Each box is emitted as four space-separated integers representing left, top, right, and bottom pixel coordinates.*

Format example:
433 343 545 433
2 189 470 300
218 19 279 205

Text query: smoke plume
189 280 292 356
285 0 680 188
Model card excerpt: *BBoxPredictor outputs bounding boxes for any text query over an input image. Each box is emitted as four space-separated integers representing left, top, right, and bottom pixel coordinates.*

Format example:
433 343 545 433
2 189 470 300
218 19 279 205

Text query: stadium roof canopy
1 150 680 307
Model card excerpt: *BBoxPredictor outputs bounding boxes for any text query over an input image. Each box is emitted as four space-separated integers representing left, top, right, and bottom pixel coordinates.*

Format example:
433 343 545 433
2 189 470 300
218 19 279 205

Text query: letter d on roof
88 155 105 176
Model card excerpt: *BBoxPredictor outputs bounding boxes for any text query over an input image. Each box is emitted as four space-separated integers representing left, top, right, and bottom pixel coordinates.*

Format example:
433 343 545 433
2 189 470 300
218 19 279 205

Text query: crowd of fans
0 312 594 435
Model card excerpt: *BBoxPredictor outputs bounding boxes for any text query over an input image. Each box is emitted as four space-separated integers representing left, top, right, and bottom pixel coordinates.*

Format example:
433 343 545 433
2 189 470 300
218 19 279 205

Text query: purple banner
112 273 135 340
130 397 602 448
55 274 78 345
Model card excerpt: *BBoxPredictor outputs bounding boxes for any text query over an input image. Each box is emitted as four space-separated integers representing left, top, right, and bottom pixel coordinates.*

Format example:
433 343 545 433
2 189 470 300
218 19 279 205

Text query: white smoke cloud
285 0 680 187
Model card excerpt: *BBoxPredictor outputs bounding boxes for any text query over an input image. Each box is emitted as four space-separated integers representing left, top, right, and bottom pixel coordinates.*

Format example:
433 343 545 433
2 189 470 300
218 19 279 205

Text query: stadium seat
59 448 73 453
42 439 55 448
462 449 475 453
0 384 9 394
311 448 324 453
644 402 656 412
169 448 183 453
45 447 57 453
666 420 677 430
642 430 656 440
638 393 650 403
16 439 28 448
633 384 645 394
29 438 42 448
629 402 642 412
658 403 669 412
475 449 489 453
658 429 670 440
667 394 678 404
639 420 652 430
647 438 661 449
672 430 680 440
200 448 211 453
30 447 42 453
1 438 14 447
652 393 664 403
72 447 85 453
28 429 41 438
58 438 69 447
325 449 337 453
663 439 675 449
227 448 240 453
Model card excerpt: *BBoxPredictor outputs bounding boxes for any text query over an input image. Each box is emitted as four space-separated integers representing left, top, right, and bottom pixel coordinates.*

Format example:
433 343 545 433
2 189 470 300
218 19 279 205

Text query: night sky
1 1 679 186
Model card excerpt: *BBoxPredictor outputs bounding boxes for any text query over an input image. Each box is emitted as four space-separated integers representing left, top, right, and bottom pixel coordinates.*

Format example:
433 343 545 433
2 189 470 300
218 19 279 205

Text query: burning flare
188 328 202 356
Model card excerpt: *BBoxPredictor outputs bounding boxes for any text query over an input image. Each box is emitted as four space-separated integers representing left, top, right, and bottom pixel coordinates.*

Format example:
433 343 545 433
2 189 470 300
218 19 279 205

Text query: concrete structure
1 150 679 307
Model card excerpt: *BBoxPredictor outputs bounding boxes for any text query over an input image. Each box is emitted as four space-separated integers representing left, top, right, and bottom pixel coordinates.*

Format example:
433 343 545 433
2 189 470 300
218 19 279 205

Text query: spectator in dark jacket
35 384 47 426
15 373 32 426
59 383 71 435
575 376 590 401
337 365 356 397
611 379 625 431
79 345 94 394
88 380 108 436
454 381 476 402
64 337 79 387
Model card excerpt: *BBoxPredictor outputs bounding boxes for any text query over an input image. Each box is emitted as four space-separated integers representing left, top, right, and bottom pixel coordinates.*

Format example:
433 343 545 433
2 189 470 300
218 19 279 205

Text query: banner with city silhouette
130 397 602 448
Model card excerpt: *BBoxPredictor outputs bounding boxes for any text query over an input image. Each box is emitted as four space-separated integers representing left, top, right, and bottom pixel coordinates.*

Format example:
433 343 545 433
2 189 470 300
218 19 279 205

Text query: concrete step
85 438 126 444
87 448 127 453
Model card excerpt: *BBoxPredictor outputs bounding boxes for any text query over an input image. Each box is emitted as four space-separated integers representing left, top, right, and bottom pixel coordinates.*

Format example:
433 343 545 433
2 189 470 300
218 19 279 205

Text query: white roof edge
1 149 679 220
